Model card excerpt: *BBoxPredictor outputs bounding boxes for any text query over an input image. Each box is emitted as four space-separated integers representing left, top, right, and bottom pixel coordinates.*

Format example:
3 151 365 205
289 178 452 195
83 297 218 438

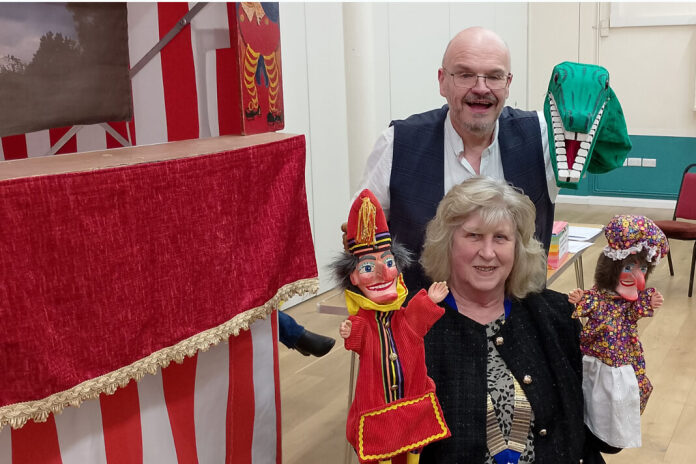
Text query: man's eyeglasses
443 69 512 90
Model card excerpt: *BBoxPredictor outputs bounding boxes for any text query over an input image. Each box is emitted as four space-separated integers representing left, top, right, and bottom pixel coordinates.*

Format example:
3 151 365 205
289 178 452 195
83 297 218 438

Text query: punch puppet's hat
602 215 669 264
346 189 392 256
343 189 408 314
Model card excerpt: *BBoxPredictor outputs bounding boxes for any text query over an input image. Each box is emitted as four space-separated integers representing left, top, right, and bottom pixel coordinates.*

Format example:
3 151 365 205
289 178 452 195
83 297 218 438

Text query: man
353 27 559 294
279 311 335 357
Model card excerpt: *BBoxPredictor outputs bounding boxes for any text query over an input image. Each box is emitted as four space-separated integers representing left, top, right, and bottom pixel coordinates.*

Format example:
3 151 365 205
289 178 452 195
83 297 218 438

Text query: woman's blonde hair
420 177 547 299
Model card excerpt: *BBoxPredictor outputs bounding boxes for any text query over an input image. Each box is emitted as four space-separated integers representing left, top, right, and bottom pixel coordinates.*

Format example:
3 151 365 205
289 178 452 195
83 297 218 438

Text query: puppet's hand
568 288 584 305
339 319 352 339
341 222 349 252
428 281 449 304
651 290 664 309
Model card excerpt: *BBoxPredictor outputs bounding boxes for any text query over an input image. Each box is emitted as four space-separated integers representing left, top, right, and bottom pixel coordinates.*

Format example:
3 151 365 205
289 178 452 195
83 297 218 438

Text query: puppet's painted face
350 249 399 304
616 258 648 301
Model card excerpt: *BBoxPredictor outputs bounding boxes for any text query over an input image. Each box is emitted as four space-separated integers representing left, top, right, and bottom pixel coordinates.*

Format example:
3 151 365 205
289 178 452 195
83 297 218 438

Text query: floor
279 203 696 464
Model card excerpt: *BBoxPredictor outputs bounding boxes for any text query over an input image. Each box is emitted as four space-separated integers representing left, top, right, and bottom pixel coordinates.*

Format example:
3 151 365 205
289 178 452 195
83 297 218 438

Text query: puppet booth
0 4 311 464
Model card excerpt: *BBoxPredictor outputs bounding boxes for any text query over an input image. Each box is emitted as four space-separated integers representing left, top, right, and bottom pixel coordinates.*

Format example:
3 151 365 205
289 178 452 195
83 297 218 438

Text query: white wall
527 2 696 137
342 3 530 194
279 3 352 295
281 3 531 294
281 2 696 295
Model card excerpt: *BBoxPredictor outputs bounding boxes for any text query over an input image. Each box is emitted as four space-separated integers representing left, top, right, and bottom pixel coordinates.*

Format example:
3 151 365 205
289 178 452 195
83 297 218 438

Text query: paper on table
568 226 602 241
568 240 594 253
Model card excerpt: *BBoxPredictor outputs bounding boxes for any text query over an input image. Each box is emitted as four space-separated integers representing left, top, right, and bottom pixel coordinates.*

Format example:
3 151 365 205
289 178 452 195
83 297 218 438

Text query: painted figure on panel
237 2 283 126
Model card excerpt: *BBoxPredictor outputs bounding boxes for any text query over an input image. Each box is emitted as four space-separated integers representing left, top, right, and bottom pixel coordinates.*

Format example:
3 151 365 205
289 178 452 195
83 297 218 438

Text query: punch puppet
568 215 668 448
333 190 450 464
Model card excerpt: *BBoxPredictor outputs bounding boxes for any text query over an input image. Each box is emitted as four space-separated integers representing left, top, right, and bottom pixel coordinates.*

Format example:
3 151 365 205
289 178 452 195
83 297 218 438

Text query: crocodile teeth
578 148 588 157
573 162 584 170
557 155 567 162
569 170 581 179
558 162 568 169
580 141 591 149
576 156 586 164
558 169 569 178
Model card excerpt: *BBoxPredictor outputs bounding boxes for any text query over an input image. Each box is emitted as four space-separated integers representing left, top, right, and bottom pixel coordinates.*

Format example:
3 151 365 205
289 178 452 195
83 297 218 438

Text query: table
547 223 604 289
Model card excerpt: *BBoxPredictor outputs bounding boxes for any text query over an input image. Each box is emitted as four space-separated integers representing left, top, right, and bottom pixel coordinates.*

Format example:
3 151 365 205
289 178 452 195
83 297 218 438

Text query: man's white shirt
357 110 559 219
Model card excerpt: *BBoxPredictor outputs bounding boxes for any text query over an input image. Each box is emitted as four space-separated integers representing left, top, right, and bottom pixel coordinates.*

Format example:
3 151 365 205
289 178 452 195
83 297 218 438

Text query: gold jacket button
390 384 399 391
495 336 504 346
539 428 547 437
523 375 532 384
389 352 398 361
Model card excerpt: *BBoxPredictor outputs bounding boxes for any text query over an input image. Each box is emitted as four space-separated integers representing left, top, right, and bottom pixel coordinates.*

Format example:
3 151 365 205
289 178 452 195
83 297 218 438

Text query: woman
419 177 618 463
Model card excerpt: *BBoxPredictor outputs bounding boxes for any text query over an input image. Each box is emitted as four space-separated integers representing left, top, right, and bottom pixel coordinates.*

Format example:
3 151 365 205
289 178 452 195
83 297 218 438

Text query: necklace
486 373 532 464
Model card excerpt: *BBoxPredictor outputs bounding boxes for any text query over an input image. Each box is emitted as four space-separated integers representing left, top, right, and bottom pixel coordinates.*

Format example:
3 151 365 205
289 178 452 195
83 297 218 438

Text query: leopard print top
484 315 536 463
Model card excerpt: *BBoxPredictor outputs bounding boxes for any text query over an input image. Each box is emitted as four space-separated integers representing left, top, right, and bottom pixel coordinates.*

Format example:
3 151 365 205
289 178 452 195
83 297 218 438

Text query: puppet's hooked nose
375 260 392 281
632 266 646 291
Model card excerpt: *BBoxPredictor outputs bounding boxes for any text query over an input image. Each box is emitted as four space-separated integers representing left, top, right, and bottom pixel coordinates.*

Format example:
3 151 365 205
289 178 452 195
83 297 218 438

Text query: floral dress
572 285 656 411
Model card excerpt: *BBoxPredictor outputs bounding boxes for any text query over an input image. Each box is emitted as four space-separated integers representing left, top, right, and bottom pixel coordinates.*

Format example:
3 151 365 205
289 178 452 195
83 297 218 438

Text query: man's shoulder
390 105 449 128
500 106 540 121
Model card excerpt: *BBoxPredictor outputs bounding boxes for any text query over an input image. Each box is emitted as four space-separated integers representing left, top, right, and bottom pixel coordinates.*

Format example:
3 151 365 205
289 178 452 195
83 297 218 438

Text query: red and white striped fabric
1 5 294 462
0 314 281 464
0 3 233 161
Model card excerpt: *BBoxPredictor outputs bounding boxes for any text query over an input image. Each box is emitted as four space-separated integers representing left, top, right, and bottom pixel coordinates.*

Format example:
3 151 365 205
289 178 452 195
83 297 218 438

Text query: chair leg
667 248 674 276
689 242 696 298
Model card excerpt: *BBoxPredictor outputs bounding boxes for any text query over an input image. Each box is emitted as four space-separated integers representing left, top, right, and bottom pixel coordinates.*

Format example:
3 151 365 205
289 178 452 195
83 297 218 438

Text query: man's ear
438 68 447 97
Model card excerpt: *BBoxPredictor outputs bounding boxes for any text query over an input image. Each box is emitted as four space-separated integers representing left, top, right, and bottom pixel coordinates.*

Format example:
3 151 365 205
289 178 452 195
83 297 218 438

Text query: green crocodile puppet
544 61 632 189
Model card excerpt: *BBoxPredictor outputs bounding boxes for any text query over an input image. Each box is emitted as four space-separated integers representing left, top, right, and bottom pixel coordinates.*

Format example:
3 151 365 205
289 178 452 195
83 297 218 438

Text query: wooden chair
655 163 696 297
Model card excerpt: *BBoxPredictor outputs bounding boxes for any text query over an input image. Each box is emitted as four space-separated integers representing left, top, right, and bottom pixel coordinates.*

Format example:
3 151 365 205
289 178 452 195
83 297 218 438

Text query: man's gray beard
463 119 496 135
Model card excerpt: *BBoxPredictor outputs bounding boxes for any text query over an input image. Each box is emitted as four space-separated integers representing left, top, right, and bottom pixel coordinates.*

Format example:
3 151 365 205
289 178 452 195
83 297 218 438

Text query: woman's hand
568 288 584 304
428 281 449 304
651 290 664 309
339 319 352 339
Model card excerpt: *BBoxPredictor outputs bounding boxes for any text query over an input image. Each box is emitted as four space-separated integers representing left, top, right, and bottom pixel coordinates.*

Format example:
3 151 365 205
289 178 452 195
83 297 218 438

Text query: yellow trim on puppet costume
357 392 449 461
344 274 408 316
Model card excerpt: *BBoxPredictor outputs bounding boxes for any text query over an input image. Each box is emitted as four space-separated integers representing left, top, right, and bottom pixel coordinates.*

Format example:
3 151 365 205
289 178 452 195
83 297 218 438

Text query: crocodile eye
605 78 610 89
554 73 559 84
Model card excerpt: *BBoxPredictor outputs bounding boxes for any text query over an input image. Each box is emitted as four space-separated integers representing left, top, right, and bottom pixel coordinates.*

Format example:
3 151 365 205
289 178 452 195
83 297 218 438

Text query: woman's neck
450 286 505 325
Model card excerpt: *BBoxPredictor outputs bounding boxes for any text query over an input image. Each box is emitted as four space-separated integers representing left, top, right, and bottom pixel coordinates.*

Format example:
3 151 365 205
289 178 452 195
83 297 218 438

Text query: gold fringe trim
0 277 319 431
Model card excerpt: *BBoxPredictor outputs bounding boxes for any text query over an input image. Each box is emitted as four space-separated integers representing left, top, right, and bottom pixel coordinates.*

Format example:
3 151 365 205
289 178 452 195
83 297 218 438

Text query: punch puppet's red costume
338 190 450 464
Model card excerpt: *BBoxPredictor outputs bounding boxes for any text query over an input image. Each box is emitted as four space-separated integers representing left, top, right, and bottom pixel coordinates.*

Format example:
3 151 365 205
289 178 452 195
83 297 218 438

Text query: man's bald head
438 27 513 139
442 27 511 72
